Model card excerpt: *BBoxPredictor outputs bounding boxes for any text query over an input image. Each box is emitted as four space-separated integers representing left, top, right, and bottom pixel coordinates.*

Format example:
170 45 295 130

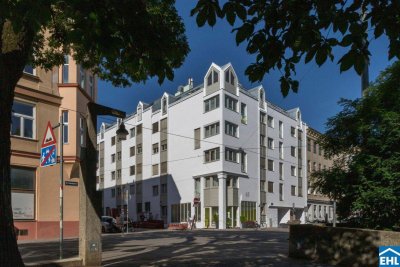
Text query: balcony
260 169 266 181
260 126 266 135
260 146 267 157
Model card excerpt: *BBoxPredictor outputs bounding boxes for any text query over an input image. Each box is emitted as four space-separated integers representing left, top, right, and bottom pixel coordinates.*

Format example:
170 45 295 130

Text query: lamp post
79 103 128 266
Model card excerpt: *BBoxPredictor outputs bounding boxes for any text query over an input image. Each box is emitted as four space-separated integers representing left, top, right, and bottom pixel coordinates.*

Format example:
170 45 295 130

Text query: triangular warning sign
41 121 57 148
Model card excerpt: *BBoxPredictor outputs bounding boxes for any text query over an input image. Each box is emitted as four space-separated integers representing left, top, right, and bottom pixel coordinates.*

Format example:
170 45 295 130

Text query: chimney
188 78 193 89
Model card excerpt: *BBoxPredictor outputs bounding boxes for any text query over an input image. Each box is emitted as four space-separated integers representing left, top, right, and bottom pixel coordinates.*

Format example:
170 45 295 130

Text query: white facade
97 63 307 228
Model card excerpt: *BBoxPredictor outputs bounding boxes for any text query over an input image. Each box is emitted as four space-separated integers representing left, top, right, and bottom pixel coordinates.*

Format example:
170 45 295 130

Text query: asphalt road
19 229 331 267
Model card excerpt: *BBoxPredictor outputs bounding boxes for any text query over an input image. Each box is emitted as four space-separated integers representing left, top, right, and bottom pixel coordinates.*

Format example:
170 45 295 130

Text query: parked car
101 220 112 233
101 216 120 233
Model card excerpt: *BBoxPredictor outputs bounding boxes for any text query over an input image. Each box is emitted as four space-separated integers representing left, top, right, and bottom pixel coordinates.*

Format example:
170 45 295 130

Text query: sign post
40 120 64 260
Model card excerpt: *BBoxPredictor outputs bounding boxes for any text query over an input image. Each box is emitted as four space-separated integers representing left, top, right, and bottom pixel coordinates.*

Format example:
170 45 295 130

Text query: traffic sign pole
59 115 64 260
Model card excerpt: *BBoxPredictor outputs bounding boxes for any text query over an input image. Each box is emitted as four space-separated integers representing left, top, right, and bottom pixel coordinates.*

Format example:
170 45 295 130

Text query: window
313 162 316 171
89 76 94 98
319 146 322 156
117 169 121 179
161 140 167 151
291 166 296 176
61 110 68 143
291 185 296 196
117 187 121 197
152 164 159 176
225 70 235 85
225 121 238 137
130 127 135 138
161 183 167 194
117 151 121 161
111 171 115 180
137 203 142 213
152 122 159 133
137 144 142 154
206 70 219 86
241 151 247 173
260 135 265 146
241 201 256 222
171 203 191 223
80 117 86 147
260 113 266 124
136 163 142 175
145 202 151 212
204 95 220 112
279 142 283 159
80 66 86 89
204 122 220 138
291 126 296 137
161 162 167 174
268 160 274 171
298 177 303 197
225 148 237 163
111 188 115 198
152 185 159 196
279 121 283 138
162 97 167 115
308 160 311 172
307 139 311 151
279 183 284 201
267 138 274 149
313 141 317 153
194 128 201 149
279 163 284 180
319 163 322 171
137 124 142 135
111 154 115 163
137 107 142 121
260 181 266 191
111 136 115 146
130 184 135 195
241 103 247 124
291 146 296 157
212 176 219 187
225 95 238 112
130 146 135 157
268 182 274 193
23 65 35 75
204 147 220 163
130 166 135 176
136 183 142 194
63 55 69 83
153 143 159 154
267 116 274 128
11 167 35 220
11 101 35 139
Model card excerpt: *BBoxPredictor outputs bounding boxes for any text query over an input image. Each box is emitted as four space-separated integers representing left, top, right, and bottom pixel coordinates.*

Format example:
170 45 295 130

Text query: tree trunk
0 21 34 267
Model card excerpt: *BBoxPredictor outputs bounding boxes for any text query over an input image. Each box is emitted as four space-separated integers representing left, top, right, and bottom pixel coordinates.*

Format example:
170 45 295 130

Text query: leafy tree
191 0 400 96
312 61 400 229
0 1 189 265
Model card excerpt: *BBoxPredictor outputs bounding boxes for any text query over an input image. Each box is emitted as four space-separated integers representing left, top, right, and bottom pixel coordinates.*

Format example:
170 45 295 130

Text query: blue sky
98 1 393 132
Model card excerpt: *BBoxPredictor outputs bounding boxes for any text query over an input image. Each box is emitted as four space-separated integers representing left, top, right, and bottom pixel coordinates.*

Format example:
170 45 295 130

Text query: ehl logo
379 246 400 267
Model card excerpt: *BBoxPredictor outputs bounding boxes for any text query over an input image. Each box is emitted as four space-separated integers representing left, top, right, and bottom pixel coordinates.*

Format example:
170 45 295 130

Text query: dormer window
207 70 219 86
162 97 167 115
225 70 235 85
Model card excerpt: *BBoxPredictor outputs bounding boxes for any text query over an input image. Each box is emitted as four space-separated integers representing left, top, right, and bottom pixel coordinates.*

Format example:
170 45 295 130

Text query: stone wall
289 224 400 266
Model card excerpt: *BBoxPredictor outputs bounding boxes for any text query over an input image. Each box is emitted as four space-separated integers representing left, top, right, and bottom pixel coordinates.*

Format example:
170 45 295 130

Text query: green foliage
312 61 400 229
2 0 190 86
240 215 246 223
191 0 400 96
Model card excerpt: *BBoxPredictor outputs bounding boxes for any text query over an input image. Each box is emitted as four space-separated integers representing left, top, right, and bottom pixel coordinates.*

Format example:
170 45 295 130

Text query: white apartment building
97 63 308 229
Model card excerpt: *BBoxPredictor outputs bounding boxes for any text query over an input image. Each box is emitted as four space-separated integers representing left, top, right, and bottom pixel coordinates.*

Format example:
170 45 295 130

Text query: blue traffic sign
41 144 57 167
